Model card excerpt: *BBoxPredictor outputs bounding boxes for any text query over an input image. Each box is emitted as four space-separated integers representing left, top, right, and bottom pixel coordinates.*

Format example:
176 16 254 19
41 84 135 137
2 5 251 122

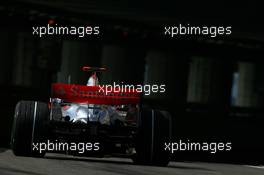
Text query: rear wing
51 83 140 105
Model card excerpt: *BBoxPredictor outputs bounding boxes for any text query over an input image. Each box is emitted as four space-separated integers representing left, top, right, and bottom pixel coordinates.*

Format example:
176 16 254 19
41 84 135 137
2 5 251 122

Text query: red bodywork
51 83 141 105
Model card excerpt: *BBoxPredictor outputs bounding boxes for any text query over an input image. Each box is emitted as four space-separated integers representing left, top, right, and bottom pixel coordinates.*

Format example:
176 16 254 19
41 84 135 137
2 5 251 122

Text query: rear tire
133 108 172 166
11 101 49 157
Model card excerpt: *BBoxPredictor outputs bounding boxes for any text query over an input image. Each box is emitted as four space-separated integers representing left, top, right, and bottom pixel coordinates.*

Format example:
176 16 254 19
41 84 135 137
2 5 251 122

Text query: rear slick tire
133 108 172 166
11 101 49 157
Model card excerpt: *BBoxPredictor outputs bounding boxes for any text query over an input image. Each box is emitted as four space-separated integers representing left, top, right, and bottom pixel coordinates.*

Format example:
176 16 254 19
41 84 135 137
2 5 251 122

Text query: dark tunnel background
0 1 264 164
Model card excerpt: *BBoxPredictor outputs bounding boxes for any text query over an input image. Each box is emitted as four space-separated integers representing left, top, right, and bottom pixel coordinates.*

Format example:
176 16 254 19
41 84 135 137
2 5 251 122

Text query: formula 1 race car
10 66 172 166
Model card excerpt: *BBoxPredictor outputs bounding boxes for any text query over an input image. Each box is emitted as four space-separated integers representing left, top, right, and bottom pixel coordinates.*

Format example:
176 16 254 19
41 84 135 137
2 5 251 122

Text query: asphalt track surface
0 148 264 175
